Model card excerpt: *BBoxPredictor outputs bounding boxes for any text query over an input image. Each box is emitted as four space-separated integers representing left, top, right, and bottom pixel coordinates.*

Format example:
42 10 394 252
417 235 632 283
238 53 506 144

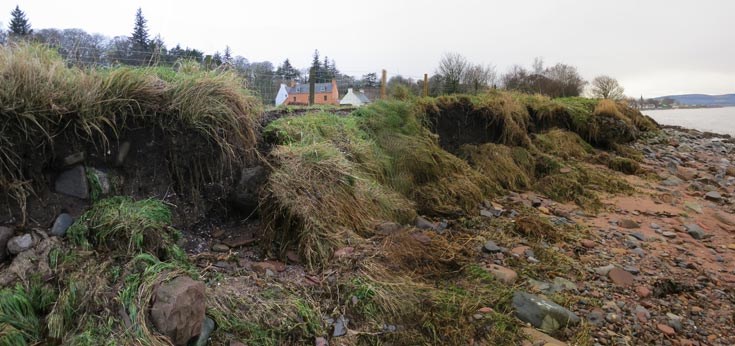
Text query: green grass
67 196 180 257
0 43 261 218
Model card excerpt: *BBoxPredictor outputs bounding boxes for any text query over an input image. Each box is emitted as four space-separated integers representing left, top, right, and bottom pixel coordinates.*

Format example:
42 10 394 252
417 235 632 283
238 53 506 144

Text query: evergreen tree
131 8 149 50
276 58 299 80
128 8 152 65
8 5 32 37
223 46 232 64
322 55 330 81
310 50 321 82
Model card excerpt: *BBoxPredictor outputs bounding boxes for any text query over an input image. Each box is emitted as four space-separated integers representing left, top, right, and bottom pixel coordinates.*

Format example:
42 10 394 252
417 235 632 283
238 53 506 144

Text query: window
323 95 327 101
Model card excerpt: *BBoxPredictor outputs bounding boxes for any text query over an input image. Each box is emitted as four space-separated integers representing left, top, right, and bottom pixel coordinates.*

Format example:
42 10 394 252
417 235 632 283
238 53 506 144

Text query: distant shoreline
643 105 732 111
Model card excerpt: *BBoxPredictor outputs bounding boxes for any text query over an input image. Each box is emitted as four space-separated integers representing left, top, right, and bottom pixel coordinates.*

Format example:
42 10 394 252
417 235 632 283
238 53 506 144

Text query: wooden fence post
380 69 387 99
423 73 429 97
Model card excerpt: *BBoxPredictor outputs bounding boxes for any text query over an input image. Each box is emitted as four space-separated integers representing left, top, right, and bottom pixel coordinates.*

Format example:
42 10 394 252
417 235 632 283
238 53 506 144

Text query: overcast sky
4 0 734 97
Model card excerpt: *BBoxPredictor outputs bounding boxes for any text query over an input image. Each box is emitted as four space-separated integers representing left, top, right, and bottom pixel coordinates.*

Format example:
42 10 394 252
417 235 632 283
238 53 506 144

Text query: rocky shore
505 127 735 345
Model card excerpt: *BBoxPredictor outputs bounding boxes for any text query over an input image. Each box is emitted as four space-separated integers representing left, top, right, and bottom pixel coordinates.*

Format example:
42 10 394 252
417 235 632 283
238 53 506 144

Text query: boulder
414 216 436 230
486 264 518 285
0 227 14 262
619 219 640 229
512 292 580 332
230 166 267 214
55 165 89 199
522 327 567 346
704 191 722 202
0 237 59 286
608 268 635 287
150 276 207 346
50 213 74 237
7 234 35 255
192 316 215 346
483 240 502 253
63 152 85 166
684 224 707 240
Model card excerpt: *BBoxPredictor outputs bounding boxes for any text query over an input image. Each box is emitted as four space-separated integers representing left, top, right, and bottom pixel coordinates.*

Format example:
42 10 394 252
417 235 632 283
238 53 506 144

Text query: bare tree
437 52 469 94
591 75 625 100
463 64 497 93
544 63 586 97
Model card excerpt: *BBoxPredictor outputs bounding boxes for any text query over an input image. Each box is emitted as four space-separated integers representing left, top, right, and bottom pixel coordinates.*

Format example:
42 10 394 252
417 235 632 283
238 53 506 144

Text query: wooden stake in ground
380 69 387 99
423 73 429 97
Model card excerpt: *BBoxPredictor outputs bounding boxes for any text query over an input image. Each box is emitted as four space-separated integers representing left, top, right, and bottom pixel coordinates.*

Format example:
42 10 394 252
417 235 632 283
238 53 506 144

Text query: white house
275 84 289 106
340 88 371 106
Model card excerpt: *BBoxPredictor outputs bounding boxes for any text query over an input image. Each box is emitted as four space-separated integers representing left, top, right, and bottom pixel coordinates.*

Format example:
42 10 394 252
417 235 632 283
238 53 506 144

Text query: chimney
359 89 365 94
290 80 296 88
347 88 353 93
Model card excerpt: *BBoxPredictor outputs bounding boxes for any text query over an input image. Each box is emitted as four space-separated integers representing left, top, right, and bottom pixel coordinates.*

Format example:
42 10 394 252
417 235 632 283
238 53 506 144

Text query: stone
375 221 402 234
7 234 35 255
684 224 706 240
704 191 722 202
676 167 697 181
662 231 677 238
623 266 640 275
635 286 651 298
211 243 230 252
552 277 577 292
332 315 348 337
657 323 676 336
684 202 703 214
580 239 596 249
230 342 247 346
223 235 256 248
619 219 640 229
55 165 89 199
286 250 301 264
594 264 616 276
63 152 85 166
537 206 551 214
315 337 328 346
251 262 276 274
0 237 59 287
150 276 206 346
414 216 436 230
116 141 131 166
511 246 531 257
480 209 496 218
486 264 518 285
90 168 111 196
50 213 73 237
650 223 661 229
714 212 735 226
478 307 493 313
0 227 14 262
334 247 354 258
587 309 605 326
521 327 566 346
630 232 646 241
512 292 580 332
661 176 684 186
483 240 502 253
192 316 215 346
608 268 635 287
230 166 267 214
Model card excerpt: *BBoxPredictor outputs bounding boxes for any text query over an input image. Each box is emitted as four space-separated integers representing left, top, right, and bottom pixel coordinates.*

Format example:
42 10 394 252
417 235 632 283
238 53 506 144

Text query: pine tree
223 46 232 64
8 5 32 37
131 8 149 50
322 56 330 81
276 59 299 80
310 50 321 82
